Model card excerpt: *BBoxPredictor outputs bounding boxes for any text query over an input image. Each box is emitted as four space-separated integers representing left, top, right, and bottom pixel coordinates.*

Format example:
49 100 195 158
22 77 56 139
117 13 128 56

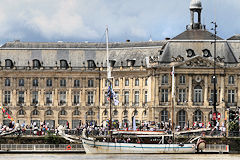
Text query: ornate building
0 0 239 129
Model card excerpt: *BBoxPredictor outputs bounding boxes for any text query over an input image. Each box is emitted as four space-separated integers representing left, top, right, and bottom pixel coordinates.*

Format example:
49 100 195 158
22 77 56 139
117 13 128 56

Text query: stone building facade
0 0 240 129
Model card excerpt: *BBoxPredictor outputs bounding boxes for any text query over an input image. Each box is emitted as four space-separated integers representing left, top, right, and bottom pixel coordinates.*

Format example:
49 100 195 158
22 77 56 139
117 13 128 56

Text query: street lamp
211 21 218 126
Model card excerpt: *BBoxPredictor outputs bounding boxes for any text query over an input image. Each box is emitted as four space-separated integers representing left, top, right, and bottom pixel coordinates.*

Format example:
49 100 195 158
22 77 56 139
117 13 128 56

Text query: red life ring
66 145 71 150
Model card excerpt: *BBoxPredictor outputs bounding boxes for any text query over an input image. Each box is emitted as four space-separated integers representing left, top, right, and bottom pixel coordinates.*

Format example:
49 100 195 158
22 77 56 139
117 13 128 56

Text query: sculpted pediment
174 56 224 68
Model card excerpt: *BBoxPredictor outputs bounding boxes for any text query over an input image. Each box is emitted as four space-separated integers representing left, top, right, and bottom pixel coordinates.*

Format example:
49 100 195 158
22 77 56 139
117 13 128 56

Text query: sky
0 0 240 44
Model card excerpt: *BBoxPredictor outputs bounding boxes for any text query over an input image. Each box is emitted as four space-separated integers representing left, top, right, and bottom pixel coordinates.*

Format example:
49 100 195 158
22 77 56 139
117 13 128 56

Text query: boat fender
196 139 206 151
168 139 172 144
66 145 71 150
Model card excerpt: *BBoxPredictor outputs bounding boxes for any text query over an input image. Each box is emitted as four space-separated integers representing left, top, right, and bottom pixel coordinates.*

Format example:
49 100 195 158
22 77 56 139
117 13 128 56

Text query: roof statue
190 0 202 9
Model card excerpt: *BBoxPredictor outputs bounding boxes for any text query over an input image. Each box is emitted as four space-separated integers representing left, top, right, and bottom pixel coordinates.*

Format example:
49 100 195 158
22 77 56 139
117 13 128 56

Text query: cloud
0 0 240 44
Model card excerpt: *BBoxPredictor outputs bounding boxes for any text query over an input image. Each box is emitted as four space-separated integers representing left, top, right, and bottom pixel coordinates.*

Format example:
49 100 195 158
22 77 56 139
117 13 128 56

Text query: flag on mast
107 80 119 106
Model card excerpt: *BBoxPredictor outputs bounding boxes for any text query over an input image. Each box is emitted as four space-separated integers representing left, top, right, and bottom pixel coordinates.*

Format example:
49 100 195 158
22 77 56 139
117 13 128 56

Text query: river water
0 154 239 160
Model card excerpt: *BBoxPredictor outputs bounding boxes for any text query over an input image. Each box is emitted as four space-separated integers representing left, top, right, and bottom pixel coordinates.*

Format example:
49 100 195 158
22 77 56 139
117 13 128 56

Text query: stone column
26 89 30 106
40 89 45 106
12 89 17 106
188 75 193 106
53 89 58 106
204 76 208 106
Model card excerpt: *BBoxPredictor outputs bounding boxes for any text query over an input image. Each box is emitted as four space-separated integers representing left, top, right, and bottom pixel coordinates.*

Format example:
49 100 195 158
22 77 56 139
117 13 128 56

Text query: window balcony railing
177 102 188 105
133 102 139 106
86 102 94 106
193 102 203 106
159 102 169 106
227 102 237 106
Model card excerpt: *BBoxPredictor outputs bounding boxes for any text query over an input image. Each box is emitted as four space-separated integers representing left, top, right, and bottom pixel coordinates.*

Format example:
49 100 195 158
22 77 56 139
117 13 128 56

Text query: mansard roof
159 40 238 64
1 41 166 49
172 30 222 40
227 34 240 40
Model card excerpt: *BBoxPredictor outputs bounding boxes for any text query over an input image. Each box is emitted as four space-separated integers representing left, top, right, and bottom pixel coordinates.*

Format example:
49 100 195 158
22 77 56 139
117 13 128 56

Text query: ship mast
106 27 112 131
171 66 175 134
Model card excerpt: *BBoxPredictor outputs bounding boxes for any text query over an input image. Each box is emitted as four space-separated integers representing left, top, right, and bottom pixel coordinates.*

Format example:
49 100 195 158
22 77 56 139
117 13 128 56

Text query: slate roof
172 30 223 40
227 35 240 40
159 41 238 63
1 41 166 49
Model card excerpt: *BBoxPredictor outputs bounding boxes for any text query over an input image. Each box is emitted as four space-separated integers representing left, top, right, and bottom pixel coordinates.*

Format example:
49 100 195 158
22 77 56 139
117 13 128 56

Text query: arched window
18 109 25 115
87 109 94 115
194 86 202 103
178 110 186 129
103 109 108 116
46 109 53 115
5 59 13 68
32 109 39 116
133 109 138 116
60 60 68 69
73 109 80 115
123 110 128 116
60 109 67 115
32 59 41 69
113 109 118 116
161 110 168 122
194 110 202 122
5 78 11 86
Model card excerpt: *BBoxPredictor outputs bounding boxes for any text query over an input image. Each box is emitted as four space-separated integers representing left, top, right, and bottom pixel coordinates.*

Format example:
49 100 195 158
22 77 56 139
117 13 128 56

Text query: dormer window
33 59 41 69
5 59 13 68
60 60 68 69
202 49 212 57
87 60 96 69
127 59 135 67
186 49 195 57
109 60 116 67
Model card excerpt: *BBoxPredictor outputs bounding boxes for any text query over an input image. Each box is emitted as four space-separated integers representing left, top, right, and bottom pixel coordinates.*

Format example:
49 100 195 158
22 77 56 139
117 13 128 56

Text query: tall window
161 89 168 102
87 91 94 105
210 90 218 103
46 79 52 87
194 86 202 103
73 109 80 115
162 75 168 85
74 80 80 87
19 79 24 87
178 89 186 102
32 91 38 104
194 110 202 122
178 110 186 129
145 79 148 86
161 110 168 122
4 91 11 104
144 91 148 103
18 91 24 104
115 79 119 86
229 75 235 85
33 79 38 87
115 91 119 104
5 78 10 86
135 79 139 86
134 91 139 105
60 79 66 87
18 109 25 115
104 92 109 104
73 92 80 105
179 75 186 84
124 91 129 104
45 91 52 104
105 79 108 87
211 76 217 84
59 91 66 105
88 79 94 87
32 109 39 115
125 79 129 86
228 90 235 103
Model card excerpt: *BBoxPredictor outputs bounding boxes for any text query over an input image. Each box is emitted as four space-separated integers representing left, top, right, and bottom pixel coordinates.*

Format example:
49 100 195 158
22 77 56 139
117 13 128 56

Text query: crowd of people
0 120 227 137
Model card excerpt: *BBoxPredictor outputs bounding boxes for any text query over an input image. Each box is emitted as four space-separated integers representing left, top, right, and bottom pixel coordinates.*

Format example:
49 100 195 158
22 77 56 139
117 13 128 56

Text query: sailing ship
81 28 205 154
